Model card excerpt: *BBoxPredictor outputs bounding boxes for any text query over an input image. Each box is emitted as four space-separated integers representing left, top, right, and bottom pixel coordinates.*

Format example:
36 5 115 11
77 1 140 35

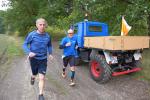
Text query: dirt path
0 57 38 100
0 41 150 100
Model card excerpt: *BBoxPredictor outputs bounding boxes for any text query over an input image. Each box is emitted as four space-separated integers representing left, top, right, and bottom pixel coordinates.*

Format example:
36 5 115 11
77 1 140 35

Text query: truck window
89 26 102 32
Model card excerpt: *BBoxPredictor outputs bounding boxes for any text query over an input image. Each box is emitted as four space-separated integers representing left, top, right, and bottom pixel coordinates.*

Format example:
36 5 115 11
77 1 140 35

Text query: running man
59 29 78 86
23 18 53 100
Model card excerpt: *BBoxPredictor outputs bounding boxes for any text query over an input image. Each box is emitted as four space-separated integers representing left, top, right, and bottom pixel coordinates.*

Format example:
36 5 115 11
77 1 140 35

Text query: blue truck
74 20 149 83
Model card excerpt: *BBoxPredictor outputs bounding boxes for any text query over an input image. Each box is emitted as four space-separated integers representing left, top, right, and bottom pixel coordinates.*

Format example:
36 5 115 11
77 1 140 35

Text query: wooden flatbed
84 36 149 50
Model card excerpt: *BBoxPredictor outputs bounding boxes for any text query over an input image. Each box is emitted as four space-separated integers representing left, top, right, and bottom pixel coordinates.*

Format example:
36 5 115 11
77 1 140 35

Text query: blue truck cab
74 21 109 48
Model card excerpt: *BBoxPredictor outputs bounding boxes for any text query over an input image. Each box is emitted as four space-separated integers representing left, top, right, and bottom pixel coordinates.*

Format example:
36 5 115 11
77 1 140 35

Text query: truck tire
89 55 112 83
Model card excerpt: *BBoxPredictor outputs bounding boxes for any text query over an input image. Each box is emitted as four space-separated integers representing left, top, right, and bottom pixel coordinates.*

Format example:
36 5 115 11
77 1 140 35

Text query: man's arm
75 35 78 49
59 37 71 49
59 45 66 49
22 33 32 54
47 36 53 60
59 38 66 49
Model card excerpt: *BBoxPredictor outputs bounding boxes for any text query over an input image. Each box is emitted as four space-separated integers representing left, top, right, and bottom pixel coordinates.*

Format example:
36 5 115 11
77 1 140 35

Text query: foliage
46 26 65 41
0 34 23 61
0 0 150 36
0 11 6 34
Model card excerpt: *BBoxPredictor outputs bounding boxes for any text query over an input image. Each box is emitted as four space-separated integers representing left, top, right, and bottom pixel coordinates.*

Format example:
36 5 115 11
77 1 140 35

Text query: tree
0 11 6 34
2 0 150 36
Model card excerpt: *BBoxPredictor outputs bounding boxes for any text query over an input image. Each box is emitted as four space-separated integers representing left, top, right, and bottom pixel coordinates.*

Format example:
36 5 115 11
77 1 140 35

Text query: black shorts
63 56 75 67
29 58 47 75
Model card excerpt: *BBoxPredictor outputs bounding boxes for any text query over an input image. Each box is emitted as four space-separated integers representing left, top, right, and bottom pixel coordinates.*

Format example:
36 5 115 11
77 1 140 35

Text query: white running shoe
62 73 66 78
69 82 75 86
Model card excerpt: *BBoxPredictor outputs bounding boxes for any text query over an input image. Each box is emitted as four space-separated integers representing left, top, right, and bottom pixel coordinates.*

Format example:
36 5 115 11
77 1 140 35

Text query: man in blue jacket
59 29 78 86
23 18 53 100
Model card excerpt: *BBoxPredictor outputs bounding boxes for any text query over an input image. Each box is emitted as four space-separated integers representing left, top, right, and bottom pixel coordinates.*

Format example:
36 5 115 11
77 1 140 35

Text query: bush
46 26 66 41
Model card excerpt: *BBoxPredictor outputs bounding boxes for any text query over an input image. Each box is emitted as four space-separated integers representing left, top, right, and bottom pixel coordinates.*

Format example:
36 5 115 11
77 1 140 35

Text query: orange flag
121 16 131 36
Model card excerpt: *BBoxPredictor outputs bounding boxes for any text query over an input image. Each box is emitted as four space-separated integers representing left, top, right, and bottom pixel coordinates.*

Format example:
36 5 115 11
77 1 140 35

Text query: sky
0 0 10 11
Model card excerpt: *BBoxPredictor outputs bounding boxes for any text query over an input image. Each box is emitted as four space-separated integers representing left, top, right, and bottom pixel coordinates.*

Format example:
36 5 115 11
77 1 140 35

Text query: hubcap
91 61 101 77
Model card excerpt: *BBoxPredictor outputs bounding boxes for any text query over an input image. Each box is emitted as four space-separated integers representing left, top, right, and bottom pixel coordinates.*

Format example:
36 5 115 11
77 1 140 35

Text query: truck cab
74 21 109 48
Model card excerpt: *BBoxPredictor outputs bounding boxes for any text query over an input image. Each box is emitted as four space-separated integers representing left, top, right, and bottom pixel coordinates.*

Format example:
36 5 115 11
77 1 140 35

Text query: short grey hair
36 18 48 27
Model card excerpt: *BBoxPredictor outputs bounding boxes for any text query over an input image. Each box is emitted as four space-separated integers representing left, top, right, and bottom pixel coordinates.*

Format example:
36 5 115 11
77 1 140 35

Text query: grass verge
132 49 150 83
0 34 23 80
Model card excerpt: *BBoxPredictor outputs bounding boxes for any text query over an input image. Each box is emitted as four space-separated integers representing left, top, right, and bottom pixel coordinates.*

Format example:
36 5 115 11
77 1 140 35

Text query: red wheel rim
91 61 101 78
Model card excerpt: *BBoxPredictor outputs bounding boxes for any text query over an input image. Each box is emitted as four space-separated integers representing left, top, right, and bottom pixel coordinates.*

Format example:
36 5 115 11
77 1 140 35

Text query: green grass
7 36 24 57
0 34 9 53
0 34 23 59
132 49 150 83
0 34 24 80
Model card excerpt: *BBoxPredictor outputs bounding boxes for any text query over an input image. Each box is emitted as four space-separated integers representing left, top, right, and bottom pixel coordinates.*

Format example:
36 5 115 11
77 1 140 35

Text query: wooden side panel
84 36 149 50
84 37 105 49
123 36 149 50
104 36 122 50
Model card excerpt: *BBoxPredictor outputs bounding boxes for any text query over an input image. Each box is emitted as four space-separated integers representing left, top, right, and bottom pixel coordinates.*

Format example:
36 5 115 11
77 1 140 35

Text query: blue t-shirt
22 30 52 60
60 35 77 57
